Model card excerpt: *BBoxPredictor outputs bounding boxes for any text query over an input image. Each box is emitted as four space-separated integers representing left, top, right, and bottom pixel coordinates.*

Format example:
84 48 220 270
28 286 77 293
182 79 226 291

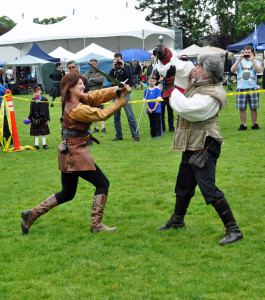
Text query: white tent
48 46 74 62
74 43 114 60
0 46 21 62
0 6 175 55
203 46 231 56
4 55 51 66
176 44 218 58
4 55 55 93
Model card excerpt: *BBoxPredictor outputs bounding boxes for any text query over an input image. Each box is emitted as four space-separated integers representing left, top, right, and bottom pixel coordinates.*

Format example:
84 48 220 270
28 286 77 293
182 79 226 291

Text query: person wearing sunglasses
67 60 90 93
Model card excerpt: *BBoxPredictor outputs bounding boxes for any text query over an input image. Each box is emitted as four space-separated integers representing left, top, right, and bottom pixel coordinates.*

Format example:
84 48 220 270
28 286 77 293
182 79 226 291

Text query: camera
115 60 122 67
244 54 250 59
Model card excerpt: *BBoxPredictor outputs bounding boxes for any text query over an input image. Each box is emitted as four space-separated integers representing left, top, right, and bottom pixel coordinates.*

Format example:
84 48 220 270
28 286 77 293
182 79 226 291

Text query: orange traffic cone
3 90 35 152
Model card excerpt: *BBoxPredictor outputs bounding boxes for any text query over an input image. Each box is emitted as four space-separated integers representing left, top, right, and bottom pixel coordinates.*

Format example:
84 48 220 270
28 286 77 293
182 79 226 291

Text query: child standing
28 84 50 150
145 77 162 138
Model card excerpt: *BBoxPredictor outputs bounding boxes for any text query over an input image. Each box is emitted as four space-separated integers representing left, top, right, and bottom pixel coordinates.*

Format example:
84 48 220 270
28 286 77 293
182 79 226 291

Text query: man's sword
87 63 128 88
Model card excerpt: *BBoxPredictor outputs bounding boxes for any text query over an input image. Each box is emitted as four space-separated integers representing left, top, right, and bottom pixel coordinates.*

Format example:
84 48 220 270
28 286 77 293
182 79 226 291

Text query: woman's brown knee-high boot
21 194 58 234
90 194 117 233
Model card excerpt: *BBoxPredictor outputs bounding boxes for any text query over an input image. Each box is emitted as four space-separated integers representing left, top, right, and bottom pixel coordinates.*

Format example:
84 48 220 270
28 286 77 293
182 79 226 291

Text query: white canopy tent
203 46 232 56
176 44 219 58
0 46 21 62
48 46 74 62
74 43 114 60
0 6 175 55
4 55 55 93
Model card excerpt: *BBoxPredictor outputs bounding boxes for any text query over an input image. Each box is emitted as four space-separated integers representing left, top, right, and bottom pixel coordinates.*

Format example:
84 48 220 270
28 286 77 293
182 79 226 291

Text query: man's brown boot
90 194 117 233
21 194 58 234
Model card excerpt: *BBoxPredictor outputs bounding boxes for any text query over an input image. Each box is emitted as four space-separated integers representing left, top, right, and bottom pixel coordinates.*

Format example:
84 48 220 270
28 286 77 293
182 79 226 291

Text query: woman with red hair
21 73 130 234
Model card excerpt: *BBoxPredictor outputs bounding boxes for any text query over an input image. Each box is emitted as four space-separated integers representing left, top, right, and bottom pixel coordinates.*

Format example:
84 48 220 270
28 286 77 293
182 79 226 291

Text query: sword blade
87 63 124 87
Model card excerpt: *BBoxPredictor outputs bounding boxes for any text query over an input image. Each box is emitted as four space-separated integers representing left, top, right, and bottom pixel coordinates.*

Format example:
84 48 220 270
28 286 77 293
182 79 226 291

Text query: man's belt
65 136 100 144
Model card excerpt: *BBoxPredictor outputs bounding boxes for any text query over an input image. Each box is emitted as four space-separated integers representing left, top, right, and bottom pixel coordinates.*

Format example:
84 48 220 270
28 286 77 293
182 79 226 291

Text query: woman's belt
65 136 100 144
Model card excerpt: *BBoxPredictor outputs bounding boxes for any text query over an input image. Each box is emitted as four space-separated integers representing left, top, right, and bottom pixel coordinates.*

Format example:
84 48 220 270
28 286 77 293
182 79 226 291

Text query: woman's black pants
55 164 109 205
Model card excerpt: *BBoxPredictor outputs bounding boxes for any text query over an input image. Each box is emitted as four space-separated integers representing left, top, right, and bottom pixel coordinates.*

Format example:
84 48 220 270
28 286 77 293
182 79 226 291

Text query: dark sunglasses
68 66 76 69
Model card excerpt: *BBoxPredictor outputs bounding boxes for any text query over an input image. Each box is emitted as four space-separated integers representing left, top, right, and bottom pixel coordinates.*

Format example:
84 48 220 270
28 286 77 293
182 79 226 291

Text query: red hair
60 73 85 111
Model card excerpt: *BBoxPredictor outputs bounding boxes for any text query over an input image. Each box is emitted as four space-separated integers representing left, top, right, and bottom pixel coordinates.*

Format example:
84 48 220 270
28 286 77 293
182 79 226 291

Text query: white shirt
169 88 220 122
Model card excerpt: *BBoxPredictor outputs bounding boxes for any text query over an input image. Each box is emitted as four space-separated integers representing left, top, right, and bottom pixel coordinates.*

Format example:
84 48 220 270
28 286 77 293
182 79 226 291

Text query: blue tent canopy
27 43 60 62
120 49 151 62
227 23 265 51
76 53 113 87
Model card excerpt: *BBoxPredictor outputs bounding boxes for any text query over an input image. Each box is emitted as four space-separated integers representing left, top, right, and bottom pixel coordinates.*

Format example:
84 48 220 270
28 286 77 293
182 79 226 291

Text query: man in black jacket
108 53 139 141
49 62 65 107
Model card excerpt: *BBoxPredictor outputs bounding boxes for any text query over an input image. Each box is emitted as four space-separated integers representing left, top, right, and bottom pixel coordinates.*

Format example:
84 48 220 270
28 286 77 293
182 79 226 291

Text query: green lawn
1 86 264 299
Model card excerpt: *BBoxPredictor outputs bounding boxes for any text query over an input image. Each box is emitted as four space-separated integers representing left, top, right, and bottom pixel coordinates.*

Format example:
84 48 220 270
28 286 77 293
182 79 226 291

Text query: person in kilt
28 84 50 150
49 62 65 107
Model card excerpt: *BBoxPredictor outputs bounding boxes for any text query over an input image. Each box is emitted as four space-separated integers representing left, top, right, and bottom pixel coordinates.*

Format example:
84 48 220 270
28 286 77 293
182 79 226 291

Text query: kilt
49 81 61 98
30 119 50 136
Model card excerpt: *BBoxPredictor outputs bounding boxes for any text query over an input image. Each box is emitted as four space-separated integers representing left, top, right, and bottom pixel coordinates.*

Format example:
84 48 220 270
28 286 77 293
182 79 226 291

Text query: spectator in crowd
224 52 233 74
49 62 65 107
231 45 262 130
146 54 160 83
67 60 90 93
6 67 14 82
108 53 140 142
84 58 107 133
28 84 50 150
144 76 162 139
132 59 143 89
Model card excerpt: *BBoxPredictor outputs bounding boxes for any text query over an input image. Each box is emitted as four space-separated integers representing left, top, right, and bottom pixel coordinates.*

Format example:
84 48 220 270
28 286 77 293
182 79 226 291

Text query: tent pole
39 66 46 94
118 37 120 52
142 30 144 50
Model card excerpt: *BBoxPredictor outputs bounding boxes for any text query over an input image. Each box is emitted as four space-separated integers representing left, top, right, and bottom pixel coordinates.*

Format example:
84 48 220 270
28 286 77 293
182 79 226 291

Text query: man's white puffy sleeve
169 89 220 122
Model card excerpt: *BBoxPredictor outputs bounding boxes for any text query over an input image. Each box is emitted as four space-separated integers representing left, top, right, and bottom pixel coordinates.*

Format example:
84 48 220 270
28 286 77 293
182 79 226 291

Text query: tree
0 16 16 35
206 0 242 49
0 16 16 29
207 0 265 48
33 17 66 25
135 0 212 48
236 0 265 38
181 0 212 47
135 0 182 28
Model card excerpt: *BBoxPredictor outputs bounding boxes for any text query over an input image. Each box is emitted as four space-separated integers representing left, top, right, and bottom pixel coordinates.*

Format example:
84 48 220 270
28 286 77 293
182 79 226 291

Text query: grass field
1 85 265 299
